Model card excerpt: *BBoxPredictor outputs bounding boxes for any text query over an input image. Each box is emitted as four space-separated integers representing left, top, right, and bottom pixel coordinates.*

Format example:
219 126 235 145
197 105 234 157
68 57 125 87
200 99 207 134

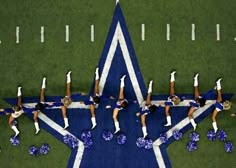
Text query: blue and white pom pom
136 137 146 148
217 130 227 142
117 134 127 145
29 145 39 156
189 132 200 142
144 139 153 149
102 131 113 141
224 141 234 153
207 129 216 141
159 133 168 143
186 141 198 152
10 136 20 146
39 144 50 155
63 134 79 149
83 138 93 148
173 130 183 141
81 131 93 148
81 131 92 142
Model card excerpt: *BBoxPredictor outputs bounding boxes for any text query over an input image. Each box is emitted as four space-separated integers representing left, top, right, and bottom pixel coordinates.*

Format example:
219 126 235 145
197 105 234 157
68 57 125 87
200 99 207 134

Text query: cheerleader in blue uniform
0 87 24 137
83 68 114 129
8 87 24 137
211 78 231 132
187 74 206 130
27 77 59 134
136 80 157 138
60 71 72 129
112 75 128 133
164 71 181 126
58 71 86 129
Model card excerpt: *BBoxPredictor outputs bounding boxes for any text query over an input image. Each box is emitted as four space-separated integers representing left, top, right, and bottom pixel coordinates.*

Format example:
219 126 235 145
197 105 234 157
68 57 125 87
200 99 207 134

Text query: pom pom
39 144 50 155
172 129 183 141
186 141 198 152
63 134 79 149
144 139 153 149
117 134 127 145
81 131 93 148
83 138 93 148
29 145 39 156
217 130 227 142
207 129 217 141
189 132 200 142
102 131 113 141
136 137 146 148
224 141 234 153
159 133 168 143
81 131 92 141
10 136 20 146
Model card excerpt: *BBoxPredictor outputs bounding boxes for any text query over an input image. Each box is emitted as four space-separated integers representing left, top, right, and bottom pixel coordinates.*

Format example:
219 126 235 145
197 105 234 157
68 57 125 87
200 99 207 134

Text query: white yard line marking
91 25 95 42
41 26 44 43
16 26 19 43
191 24 195 41
65 25 69 42
167 24 170 41
216 24 220 41
141 24 145 41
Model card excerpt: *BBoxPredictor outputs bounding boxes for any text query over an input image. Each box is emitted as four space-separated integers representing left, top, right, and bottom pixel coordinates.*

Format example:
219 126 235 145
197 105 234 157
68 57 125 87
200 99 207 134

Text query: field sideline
0 0 235 167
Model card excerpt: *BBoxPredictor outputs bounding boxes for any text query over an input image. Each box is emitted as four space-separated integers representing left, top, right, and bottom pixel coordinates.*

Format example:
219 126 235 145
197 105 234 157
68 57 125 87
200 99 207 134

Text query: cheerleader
211 78 231 132
113 75 128 133
187 74 206 130
164 71 181 126
136 80 157 138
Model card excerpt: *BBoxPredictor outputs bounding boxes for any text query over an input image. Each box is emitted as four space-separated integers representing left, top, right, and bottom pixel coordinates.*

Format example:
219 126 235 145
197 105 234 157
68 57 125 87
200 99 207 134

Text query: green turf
0 0 235 167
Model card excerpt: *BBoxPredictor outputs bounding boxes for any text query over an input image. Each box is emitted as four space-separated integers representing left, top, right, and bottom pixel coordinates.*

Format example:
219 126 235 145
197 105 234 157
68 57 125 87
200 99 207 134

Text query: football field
0 0 235 167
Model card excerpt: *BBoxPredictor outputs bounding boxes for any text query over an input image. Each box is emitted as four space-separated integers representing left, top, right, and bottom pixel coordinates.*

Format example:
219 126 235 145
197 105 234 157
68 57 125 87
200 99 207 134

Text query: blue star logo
4 2 233 168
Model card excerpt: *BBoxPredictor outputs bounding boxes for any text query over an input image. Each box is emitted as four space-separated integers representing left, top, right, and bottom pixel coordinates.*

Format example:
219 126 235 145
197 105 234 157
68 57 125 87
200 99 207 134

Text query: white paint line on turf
141 24 145 41
41 26 44 43
167 24 170 41
16 26 19 43
65 25 69 42
216 24 220 41
191 24 195 41
91 25 94 42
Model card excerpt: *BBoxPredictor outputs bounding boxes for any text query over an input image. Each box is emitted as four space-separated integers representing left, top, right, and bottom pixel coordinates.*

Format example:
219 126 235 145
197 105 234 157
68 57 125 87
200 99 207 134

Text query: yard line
91 25 94 42
16 26 19 43
65 25 69 42
216 24 220 41
167 24 170 41
41 26 44 43
141 24 145 41
192 24 195 41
